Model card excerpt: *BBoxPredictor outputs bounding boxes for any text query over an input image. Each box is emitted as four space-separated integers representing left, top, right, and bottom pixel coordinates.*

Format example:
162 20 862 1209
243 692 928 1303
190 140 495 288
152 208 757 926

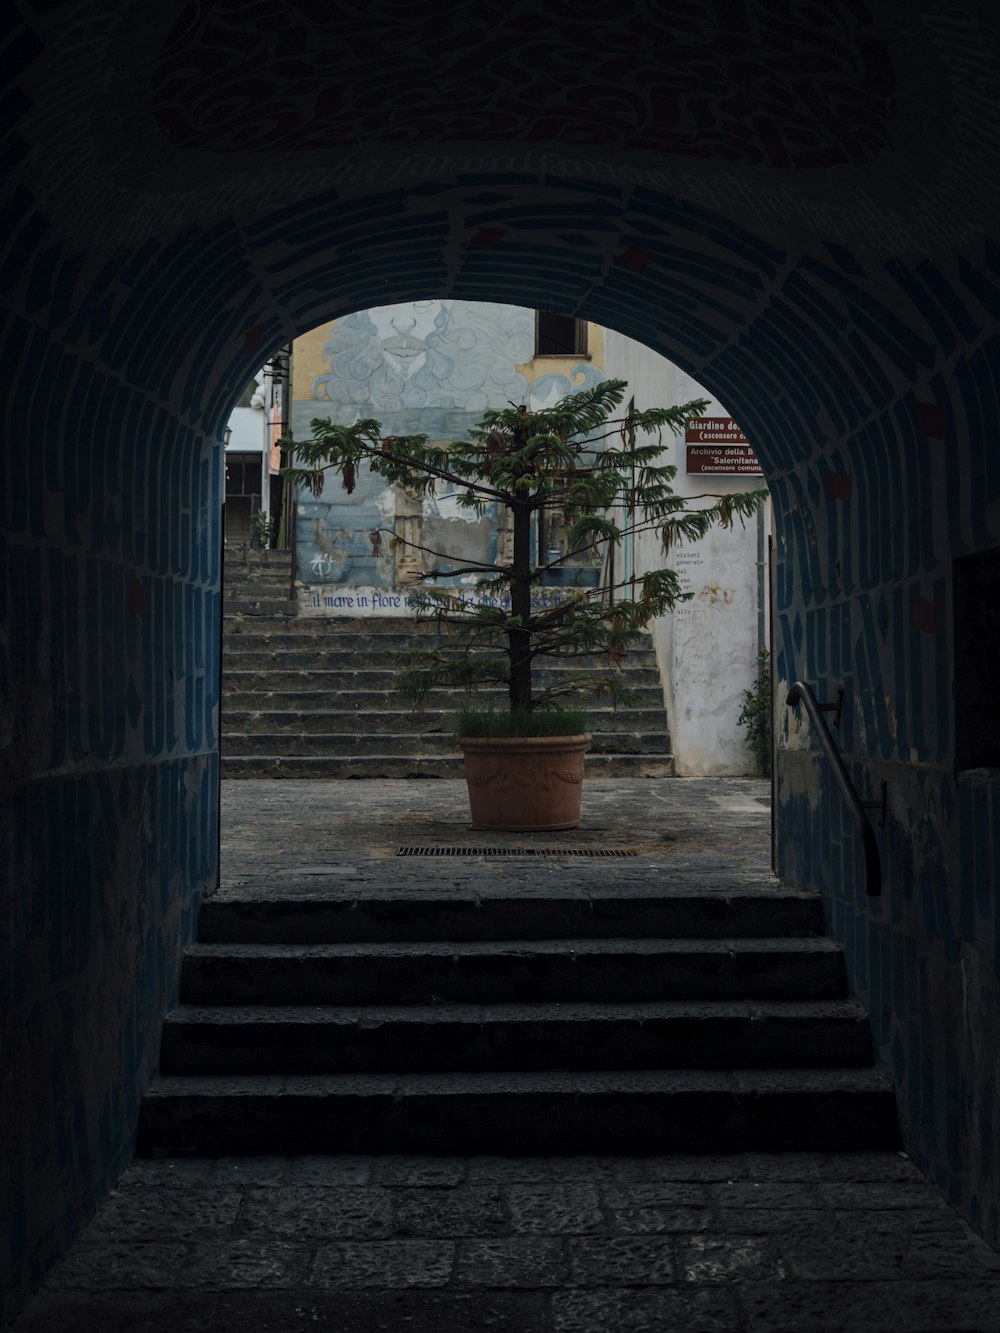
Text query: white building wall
603 331 770 776
225 404 267 453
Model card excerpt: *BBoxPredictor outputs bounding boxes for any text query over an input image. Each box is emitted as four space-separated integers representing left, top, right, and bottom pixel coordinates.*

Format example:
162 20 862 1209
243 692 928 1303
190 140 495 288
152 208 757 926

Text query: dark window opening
225 452 262 500
535 311 587 357
953 545 1000 771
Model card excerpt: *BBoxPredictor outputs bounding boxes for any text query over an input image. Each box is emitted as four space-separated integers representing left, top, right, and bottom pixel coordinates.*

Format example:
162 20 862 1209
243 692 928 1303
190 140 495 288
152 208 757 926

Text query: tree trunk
508 496 533 711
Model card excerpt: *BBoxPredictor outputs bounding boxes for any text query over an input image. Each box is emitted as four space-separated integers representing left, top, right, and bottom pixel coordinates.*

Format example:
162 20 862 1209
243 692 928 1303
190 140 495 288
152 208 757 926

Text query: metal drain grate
397 846 638 858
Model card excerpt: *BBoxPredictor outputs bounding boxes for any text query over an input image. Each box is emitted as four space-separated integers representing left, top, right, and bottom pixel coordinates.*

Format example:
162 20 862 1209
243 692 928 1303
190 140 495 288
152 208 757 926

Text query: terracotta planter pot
457 734 592 831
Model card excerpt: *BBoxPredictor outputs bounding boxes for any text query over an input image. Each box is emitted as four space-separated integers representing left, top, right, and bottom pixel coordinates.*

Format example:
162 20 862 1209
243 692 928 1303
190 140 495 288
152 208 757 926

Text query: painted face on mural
369 301 440 377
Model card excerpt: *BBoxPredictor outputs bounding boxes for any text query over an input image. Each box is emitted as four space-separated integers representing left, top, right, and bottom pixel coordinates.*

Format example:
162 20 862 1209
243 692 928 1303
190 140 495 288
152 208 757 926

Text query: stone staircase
139 875 898 1155
141 553 901 1157
223 546 296 617
221 552 676 779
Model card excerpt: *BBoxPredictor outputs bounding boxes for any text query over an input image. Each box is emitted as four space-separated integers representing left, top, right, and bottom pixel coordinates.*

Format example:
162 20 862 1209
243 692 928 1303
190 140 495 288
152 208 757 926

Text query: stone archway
4 1 1000 1316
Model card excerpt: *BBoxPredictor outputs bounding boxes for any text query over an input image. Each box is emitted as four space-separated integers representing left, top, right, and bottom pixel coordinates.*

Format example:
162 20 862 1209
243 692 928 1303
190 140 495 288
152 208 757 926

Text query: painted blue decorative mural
294 300 604 594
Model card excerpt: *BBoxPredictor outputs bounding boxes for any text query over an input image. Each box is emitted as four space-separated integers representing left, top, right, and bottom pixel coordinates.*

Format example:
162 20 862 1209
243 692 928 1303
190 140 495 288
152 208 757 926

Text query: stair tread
207 881 805 900
218 751 674 762
222 733 665 743
145 1066 894 1096
220 755 674 767
203 878 810 898
166 998 867 1024
200 612 892 1155
185 936 842 959
222 621 656 636
218 642 667 745
224 673 663 682
222 725 666 735
222 708 668 718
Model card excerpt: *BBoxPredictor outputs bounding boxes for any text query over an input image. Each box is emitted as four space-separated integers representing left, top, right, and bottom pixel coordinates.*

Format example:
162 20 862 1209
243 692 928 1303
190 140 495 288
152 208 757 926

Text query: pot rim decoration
457 732 592 832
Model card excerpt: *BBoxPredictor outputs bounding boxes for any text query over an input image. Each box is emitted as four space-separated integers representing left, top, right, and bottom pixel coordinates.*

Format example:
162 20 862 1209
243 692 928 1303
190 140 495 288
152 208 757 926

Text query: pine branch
368 527 506 577
287 379 767 716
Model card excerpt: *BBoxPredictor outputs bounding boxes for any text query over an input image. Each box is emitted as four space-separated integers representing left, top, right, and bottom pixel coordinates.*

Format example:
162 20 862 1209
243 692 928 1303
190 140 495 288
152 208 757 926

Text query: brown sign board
684 417 762 475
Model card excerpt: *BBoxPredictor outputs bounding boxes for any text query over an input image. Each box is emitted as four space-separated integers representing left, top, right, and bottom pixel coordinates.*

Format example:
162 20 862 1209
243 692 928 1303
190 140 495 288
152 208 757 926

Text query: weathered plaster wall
603 331 771 775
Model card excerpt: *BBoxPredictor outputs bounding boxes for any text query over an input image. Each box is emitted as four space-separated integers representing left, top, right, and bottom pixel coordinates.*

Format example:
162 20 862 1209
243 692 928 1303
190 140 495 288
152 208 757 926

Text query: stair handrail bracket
786 680 884 898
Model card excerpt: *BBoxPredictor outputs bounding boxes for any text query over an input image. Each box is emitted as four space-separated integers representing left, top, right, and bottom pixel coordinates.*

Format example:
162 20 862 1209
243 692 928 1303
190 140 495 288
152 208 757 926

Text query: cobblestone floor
12 780 1000 1331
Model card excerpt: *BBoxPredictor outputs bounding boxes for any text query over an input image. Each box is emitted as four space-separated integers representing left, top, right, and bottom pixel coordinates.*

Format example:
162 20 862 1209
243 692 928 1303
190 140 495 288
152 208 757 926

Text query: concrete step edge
220 734 669 749
183 936 842 959
144 1066 894 1096
165 998 867 1024
137 1070 899 1153
217 757 674 767
222 706 669 718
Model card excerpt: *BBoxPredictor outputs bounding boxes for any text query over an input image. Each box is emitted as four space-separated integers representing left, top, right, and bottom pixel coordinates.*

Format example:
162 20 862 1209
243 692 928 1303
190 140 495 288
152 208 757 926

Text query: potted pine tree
285 379 766 830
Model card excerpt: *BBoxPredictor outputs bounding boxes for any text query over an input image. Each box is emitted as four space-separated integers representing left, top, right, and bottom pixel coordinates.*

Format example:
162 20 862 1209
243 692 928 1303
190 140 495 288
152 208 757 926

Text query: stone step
225 592 287 601
220 729 668 757
224 565 293 581
179 937 847 1006
198 887 825 946
224 565 291 581
224 549 292 564
137 1067 900 1155
160 999 873 1076
222 640 659 667
221 618 658 650
224 592 293 609
217 608 668 775
222 591 293 607
220 654 662 683
218 753 675 778
225 575 292 591
222 682 667 708
222 614 657 638
224 562 292 579
223 614 654 636
225 597 296 614
221 707 667 736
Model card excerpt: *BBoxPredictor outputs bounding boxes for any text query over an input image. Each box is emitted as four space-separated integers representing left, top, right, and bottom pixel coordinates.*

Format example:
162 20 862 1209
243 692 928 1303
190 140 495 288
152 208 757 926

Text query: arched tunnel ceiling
6 0 1000 484
149 0 900 163
18 0 997 245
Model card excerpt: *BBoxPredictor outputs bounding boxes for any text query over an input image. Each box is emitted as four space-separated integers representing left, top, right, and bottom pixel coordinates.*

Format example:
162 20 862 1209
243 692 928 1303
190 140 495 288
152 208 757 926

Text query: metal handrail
786 680 884 897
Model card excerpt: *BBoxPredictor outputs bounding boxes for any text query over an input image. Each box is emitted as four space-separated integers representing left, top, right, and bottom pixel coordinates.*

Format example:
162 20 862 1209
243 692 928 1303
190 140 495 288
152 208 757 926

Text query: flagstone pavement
12 779 1000 1332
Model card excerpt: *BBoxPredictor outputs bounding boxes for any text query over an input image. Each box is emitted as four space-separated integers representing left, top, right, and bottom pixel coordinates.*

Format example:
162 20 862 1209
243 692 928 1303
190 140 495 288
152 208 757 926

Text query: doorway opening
217 299 772 821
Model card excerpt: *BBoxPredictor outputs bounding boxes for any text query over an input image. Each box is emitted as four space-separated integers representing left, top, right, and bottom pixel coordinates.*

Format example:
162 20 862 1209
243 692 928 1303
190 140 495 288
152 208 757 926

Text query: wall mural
309 300 604 415
296 299 605 598
311 301 534 413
